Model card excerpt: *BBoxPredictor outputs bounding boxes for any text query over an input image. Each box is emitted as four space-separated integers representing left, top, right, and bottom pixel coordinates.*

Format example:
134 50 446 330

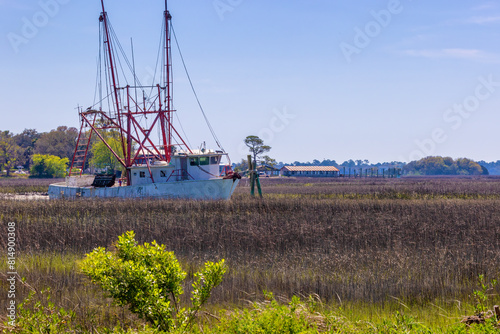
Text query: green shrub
211 293 318 334
3 289 77 333
80 231 226 333
472 275 497 315
30 154 68 178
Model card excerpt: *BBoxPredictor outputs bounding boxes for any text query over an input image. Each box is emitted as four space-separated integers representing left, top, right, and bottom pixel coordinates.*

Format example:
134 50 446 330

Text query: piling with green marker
247 155 262 198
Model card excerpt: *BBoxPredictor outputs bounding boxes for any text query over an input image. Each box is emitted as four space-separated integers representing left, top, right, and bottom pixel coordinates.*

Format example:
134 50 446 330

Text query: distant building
280 166 340 177
257 165 280 177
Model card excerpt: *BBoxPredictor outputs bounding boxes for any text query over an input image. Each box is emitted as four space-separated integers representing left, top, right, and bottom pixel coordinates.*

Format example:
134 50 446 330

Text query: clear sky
2 0 500 164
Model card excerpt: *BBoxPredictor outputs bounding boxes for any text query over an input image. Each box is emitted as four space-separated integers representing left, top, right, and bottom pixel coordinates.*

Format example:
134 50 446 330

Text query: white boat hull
48 178 239 200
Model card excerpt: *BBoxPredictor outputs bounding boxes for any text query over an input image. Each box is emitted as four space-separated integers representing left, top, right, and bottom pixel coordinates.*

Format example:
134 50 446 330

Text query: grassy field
1 176 499 333
0 177 59 195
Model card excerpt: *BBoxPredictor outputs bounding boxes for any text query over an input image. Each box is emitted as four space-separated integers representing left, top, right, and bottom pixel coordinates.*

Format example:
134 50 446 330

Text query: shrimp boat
48 1 240 200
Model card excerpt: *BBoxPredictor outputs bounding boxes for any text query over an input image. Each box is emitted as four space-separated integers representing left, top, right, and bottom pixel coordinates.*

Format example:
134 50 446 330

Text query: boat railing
166 169 193 182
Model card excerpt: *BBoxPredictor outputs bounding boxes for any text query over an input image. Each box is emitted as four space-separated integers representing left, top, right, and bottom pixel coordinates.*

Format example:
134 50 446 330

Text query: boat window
210 156 220 165
190 157 199 166
160 170 166 177
199 157 209 166
140 171 145 178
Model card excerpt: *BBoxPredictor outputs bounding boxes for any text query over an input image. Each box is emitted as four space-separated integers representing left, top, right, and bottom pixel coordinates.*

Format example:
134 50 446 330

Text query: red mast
100 0 126 162
69 0 191 185
163 0 173 162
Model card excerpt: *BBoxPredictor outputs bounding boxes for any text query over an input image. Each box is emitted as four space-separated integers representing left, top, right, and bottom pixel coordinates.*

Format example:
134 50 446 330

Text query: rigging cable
145 16 164 104
109 21 151 132
171 24 226 154
91 92 113 111
102 21 113 116
93 22 103 109
131 38 139 113
172 102 192 149
108 21 144 88
108 23 129 87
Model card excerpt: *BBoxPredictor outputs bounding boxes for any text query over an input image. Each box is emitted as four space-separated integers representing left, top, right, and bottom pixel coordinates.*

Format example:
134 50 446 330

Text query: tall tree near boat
244 135 271 168
0 131 22 177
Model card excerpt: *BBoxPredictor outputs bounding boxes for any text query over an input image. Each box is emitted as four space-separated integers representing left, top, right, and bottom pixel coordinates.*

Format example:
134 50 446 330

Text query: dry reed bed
0 177 61 194
1 177 500 330
237 176 500 198
1 193 499 307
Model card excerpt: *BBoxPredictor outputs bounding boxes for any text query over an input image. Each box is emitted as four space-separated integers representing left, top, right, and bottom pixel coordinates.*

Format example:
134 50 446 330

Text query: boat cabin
128 151 224 186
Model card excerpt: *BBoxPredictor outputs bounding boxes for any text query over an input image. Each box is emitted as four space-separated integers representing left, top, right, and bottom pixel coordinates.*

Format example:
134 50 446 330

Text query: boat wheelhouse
48 0 240 200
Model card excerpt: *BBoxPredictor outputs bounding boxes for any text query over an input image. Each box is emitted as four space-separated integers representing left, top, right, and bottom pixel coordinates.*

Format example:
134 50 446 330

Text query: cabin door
180 157 188 180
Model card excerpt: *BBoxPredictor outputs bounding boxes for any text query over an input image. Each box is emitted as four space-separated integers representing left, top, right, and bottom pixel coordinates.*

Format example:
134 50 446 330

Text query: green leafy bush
211 293 318 334
3 289 76 333
80 231 226 333
90 130 124 171
30 154 68 178
472 275 498 315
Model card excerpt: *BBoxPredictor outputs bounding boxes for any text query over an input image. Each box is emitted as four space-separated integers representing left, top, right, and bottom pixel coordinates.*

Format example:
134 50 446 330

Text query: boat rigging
49 0 240 200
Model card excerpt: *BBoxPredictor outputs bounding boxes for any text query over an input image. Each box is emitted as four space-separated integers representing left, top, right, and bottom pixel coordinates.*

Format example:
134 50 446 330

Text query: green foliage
33 126 78 161
13 128 40 169
261 155 277 168
30 154 68 178
211 294 318 334
373 312 432 334
80 231 226 333
404 156 483 176
3 288 161 334
480 165 490 175
0 130 23 177
4 289 77 333
472 274 498 315
179 260 227 331
104 326 159 334
233 159 249 173
456 158 483 175
5 179 500 332
244 135 271 167
90 130 124 171
477 160 500 175
447 318 500 334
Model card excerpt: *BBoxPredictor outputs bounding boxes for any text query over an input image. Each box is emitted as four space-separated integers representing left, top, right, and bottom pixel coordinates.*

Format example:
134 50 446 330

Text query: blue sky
2 0 500 164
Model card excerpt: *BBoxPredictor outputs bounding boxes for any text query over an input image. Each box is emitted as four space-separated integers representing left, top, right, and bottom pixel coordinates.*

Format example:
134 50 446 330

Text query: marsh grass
237 176 500 199
1 177 500 331
0 177 60 194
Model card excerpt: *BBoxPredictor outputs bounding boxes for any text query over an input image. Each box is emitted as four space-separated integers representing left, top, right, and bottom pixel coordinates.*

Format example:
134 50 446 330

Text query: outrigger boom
49 0 240 200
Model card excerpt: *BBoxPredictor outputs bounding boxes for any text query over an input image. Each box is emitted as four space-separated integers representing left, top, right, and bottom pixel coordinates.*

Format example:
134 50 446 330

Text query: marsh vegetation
1 176 499 332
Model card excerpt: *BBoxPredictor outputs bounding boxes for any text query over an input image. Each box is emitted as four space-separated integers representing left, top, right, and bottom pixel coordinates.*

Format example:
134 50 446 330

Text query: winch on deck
92 174 116 188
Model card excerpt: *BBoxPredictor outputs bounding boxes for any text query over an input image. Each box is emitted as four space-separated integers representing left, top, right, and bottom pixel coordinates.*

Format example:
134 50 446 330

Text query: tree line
0 126 124 178
403 156 488 176
0 129 495 177
0 127 77 177
235 135 493 176
278 157 489 176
